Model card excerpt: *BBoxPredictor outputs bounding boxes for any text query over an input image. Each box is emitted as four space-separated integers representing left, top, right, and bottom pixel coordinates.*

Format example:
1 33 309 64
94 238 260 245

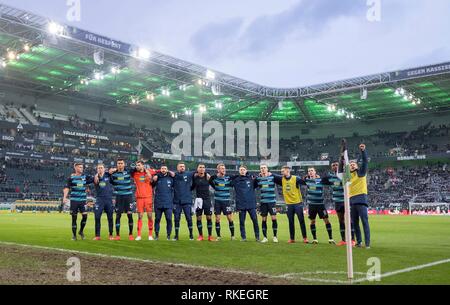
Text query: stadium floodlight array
79 66 123 86
110 66 121 75
136 48 151 60
161 88 171 97
197 79 210 86
3 42 36 66
48 22 65 36
326 104 356 119
206 69 216 80
94 71 105 80
394 87 422 106
146 92 155 101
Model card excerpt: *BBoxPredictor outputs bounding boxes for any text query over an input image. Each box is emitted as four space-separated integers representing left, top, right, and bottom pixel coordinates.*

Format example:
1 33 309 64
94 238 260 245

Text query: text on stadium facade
62 130 109 141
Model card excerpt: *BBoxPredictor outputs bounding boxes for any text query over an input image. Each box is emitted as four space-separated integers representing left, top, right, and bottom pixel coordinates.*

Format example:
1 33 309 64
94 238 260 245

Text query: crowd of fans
367 164 450 209
0 157 448 212
280 123 450 161
1 103 449 212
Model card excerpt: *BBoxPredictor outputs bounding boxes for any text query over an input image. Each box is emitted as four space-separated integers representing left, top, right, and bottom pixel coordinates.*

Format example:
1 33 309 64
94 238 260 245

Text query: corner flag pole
339 139 354 281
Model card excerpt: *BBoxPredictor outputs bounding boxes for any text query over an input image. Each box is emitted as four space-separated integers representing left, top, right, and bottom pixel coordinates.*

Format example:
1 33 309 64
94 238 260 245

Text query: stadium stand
1 104 448 211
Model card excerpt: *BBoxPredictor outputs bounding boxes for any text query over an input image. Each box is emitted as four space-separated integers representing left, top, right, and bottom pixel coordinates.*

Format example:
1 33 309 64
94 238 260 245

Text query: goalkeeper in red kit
132 160 157 241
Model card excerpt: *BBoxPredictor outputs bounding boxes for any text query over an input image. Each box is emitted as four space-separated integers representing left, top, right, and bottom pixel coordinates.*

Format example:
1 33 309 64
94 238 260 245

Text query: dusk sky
2 0 450 87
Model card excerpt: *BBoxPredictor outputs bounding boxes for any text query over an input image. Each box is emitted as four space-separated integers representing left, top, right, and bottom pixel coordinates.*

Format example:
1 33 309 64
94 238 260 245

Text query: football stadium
0 2 449 289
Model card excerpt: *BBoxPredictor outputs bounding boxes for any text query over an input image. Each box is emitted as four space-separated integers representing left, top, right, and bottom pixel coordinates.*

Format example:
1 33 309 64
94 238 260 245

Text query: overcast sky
3 0 450 87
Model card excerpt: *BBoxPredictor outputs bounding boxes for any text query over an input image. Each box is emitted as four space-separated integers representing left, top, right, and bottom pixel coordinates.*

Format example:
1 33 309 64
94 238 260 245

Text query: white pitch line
0 241 345 283
2 241 448 284
352 258 450 283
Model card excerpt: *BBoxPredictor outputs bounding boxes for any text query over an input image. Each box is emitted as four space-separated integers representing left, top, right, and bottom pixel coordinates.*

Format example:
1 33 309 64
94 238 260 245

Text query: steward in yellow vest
349 144 369 205
272 166 308 243
349 144 371 248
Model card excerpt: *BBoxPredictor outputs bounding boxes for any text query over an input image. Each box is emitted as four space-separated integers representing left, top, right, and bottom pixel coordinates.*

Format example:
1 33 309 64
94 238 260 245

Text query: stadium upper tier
1 104 448 166
0 4 449 124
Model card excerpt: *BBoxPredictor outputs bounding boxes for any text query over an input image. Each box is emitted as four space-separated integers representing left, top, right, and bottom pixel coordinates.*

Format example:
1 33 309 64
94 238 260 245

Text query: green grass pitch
0 213 449 284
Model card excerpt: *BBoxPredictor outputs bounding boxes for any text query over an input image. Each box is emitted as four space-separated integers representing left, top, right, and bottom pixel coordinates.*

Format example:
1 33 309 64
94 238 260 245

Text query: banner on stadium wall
62 130 109 141
50 156 69 161
286 161 330 167
152 152 182 161
184 156 238 166
392 62 450 81
66 26 134 55
2 135 15 141
0 151 94 164
397 155 426 161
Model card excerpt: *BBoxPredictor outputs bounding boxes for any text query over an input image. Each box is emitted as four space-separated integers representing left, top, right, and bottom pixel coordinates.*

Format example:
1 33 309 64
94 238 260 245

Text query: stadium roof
0 3 449 124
